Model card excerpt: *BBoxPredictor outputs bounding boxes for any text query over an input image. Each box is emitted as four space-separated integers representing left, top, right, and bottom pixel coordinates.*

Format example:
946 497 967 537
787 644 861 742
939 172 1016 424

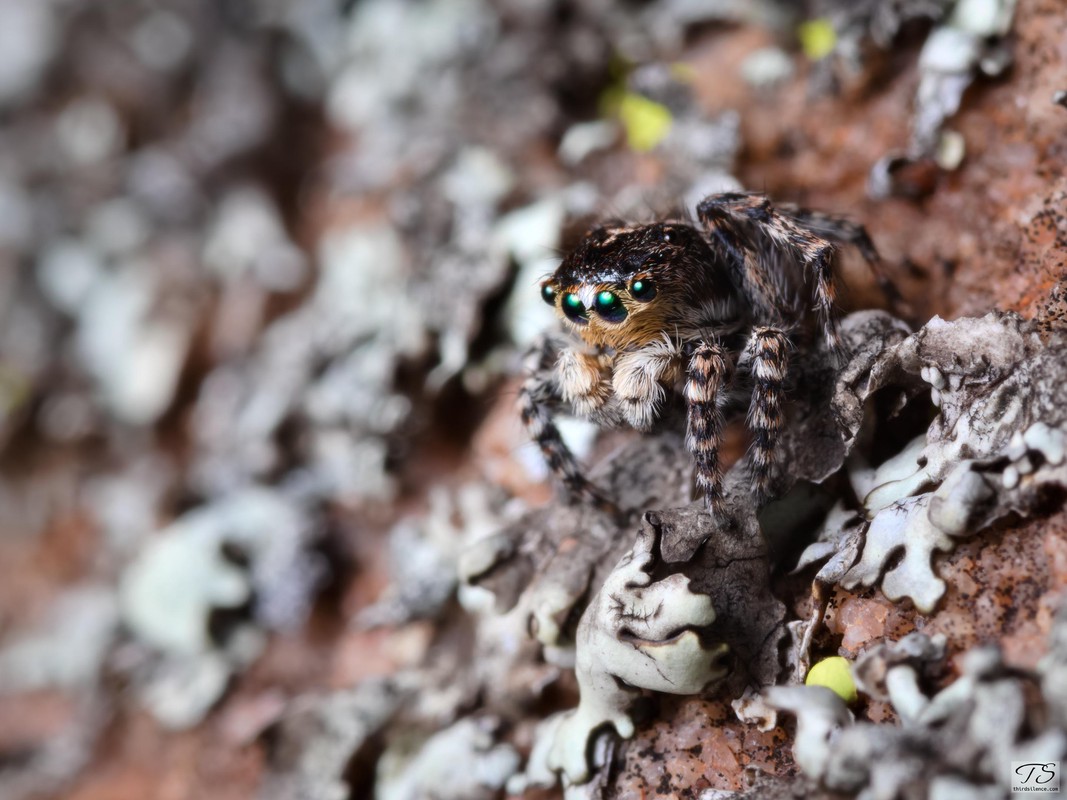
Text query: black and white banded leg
684 339 730 514
518 337 621 517
744 327 789 504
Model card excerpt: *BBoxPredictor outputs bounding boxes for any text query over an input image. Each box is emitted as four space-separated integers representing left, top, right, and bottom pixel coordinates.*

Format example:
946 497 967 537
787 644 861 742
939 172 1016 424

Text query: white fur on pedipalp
613 338 681 400
556 348 611 417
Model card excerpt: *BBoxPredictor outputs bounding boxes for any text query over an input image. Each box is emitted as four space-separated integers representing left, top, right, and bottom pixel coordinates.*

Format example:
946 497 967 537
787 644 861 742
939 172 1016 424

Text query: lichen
119 487 325 728
260 677 414 800
375 717 520 800
768 628 1067 799
802 311 1067 614
510 522 728 789
360 483 511 629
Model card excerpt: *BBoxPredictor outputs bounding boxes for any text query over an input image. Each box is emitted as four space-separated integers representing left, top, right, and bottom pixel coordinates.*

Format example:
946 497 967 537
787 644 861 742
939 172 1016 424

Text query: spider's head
541 221 705 347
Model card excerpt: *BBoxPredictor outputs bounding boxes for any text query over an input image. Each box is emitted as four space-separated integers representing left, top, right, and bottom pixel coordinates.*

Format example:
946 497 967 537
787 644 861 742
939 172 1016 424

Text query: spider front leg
612 337 683 431
743 327 789 504
518 337 622 518
683 339 731 514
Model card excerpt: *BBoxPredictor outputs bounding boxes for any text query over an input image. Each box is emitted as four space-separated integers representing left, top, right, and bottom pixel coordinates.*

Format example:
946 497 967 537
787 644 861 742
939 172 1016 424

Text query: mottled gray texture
260 677 413 800
803 311 1067 613
768 631 1067 799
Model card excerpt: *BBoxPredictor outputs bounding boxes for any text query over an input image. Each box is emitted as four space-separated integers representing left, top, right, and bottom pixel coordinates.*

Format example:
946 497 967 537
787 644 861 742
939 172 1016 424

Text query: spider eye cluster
540 276 659 326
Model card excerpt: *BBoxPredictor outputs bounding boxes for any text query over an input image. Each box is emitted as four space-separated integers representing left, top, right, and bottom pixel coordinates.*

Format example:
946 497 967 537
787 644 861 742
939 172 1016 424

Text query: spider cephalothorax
540 222 737 351
520 192 893 518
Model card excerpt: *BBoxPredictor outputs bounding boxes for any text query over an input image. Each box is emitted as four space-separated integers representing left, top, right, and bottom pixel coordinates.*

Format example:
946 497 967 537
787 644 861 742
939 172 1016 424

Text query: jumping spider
520 192 895 518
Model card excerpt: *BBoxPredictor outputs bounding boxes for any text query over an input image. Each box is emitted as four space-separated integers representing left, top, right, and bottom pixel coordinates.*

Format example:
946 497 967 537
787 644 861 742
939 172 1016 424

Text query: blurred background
0 0 1062 798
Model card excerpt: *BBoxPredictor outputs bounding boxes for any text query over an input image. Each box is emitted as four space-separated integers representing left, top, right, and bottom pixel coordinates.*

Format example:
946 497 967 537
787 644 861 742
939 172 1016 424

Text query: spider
519 191 896 518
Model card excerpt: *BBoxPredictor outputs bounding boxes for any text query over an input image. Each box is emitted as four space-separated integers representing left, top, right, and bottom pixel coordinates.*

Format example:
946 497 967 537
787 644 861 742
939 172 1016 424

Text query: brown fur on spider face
522 191 893 519
539 221 730 350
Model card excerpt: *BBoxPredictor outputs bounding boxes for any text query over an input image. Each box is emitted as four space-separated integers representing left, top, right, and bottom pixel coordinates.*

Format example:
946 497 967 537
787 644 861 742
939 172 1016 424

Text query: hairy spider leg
518 337 623 518
697 193 845 359
744 327 789 503
684 339 730 514
778 204 907 315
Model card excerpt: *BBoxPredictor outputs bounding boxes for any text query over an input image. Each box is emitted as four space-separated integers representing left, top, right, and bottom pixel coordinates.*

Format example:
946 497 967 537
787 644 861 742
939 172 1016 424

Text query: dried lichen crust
510 498 786 790
513 522 725 789
766 622 1067 800
460 431 695 642
810 311 1067 613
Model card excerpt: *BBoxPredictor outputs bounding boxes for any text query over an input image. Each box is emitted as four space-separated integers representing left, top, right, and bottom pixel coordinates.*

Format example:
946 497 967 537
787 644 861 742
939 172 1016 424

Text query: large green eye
541 284 557 305
629 277 656 302
562 292 588 324
594 290 627 323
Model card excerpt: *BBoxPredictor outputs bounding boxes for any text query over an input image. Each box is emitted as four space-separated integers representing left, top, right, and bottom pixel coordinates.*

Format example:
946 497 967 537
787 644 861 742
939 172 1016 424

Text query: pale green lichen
376 717 520 800
510 524 727 790
804 312 1067 614
768 630 1067 798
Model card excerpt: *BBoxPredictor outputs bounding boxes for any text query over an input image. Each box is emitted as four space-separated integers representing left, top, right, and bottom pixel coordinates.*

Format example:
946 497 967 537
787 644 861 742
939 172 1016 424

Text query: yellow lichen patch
617 92 673 153
798 19 836 60
805 656 858 704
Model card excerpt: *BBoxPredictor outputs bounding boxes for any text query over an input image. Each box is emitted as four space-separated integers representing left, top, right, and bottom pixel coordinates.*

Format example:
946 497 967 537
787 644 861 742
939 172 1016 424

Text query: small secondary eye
541 284 557 305
629 278 656 302
594 290 627 323
562 292 588 324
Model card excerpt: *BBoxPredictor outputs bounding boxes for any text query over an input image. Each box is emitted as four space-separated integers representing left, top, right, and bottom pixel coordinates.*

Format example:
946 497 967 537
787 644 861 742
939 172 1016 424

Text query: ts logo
1012 761 1061 793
